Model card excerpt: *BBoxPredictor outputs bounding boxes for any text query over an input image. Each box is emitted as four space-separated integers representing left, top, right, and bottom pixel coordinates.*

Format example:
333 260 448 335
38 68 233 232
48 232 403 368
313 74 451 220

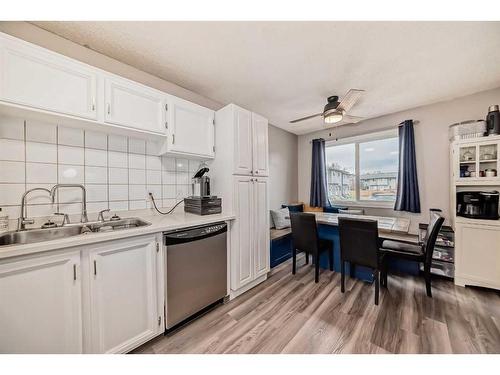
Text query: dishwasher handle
164 222 227 245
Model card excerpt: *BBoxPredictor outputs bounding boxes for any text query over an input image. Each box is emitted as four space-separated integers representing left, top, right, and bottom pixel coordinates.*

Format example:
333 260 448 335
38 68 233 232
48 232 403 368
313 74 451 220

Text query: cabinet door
456 223 500 288
104 75 166 134
253 178 270 278
0 251 82 353
0 35 97 120
167 96 215 158
252 112 269 177
88 236 160 353
233 106 253 175
231 176 254 290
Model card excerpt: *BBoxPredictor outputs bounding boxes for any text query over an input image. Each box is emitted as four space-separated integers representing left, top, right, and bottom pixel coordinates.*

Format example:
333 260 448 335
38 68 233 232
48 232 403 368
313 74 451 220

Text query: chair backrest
290 212 319 253
423 212 445 268
338 217 380 269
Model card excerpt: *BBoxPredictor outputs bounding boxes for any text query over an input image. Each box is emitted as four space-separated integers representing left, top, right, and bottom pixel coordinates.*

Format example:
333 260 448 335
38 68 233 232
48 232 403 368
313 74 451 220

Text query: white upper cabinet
86 235 161 354
163 95 215 158
233 106 254 175
104 75 166 134
252 112 269 177
0 250 82 354
0 34 98 120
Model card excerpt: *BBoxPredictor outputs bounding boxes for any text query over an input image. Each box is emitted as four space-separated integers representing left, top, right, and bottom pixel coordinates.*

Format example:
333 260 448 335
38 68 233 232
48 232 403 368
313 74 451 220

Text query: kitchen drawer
433 247 454 263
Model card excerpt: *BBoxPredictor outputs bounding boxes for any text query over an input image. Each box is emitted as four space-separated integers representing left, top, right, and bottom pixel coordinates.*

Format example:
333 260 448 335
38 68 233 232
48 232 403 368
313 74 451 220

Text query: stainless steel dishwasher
164 222 227 330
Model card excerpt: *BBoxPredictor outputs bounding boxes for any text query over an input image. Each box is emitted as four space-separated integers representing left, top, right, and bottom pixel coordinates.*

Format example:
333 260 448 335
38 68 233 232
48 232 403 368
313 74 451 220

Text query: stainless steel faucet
18 187 52 231
50 184 88 223
98 209 110 222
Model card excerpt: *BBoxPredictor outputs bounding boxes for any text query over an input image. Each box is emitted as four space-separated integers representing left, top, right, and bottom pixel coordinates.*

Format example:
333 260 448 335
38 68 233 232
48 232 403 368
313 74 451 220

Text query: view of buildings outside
325 137 399 202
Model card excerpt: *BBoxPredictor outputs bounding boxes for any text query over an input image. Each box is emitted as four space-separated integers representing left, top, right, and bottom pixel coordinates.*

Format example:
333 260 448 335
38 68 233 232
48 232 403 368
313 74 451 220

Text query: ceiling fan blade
343 114 364 124
289 113 323 123
337 89 365 112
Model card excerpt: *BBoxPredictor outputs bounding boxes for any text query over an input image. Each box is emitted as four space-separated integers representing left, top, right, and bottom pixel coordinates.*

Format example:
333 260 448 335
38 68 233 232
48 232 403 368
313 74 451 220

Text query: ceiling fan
290 89 365 125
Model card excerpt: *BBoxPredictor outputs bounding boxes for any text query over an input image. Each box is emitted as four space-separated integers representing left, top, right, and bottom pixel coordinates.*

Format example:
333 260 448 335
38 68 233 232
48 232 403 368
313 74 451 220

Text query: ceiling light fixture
323 109 344 124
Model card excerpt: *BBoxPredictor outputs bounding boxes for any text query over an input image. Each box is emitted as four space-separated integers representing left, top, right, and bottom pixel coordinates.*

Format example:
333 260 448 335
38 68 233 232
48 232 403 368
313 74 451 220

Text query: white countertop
313 212 411 234
0 211 235 260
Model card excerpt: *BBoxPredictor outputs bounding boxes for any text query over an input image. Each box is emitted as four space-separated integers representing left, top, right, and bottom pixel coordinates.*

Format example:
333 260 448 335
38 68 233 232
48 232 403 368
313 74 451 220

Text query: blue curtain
310 138 330 207
394 120 421 213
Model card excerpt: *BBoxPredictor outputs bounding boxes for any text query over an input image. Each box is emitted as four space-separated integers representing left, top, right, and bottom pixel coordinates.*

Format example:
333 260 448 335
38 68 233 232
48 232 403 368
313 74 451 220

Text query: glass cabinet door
478 143 498 179
458 145 476 178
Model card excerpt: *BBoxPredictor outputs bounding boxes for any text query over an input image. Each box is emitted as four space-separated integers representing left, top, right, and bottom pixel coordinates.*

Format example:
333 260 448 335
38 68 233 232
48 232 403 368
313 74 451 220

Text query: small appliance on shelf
456 191 500 220
184 166 222 215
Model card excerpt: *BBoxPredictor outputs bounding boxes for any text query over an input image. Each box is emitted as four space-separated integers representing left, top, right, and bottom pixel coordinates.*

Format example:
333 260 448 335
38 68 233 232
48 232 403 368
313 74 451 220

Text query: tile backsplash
0 116 206 222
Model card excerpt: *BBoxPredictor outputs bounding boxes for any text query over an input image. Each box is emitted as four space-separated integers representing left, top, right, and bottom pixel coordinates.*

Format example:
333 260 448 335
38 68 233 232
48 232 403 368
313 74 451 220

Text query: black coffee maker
486 105 500 136
456 191 499 220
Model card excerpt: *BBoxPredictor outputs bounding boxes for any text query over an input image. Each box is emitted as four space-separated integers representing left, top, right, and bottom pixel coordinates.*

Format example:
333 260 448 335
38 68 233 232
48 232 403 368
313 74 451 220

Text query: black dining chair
338 217 384 305
380 212 444 297
290 212 333 283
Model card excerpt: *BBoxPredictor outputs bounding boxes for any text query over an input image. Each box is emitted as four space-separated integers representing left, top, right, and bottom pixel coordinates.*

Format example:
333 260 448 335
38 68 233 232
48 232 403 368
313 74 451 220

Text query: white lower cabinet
231 176 270 294
0 250 82 354
85 234 163 353
455 222 500 290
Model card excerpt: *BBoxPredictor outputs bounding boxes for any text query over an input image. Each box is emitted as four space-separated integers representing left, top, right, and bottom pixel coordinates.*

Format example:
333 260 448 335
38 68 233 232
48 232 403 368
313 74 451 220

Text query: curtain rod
308 120 419 144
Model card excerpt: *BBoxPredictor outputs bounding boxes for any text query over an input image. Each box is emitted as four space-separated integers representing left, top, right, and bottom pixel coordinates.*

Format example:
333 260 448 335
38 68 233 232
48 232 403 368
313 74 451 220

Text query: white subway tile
26 142 57 163
87 201 109 214
26 120 57 143
146 140 160 156
0 139 25 161
176 158 188 172
85 131 107 150
109 201 128 212
162 185 176 199
57 202 83 216
146 170 161 185
108 134 128 152
58 126 84 147
26 163 57 184
27 204 56 218
147 185 162 200
108 151 128 168
85 148 107 167
176 172 190 185
189 159 202 173
25 184 53 205
0 205 21 220
58 145 84 165
129 200 147 210
129 169 146 185
86 184 108 202
109 167 128 184
162 171 176 185
162 199 177 208
128 138 146 154
109 185 128 201
129 184 146 200
128 153 145 169
58 165 84 184
0 184 25 206
146 155 162 170
162 157 176 171
0 161 25 183
57 187 82 204
176 185 189 199
0 116 24 140
85 166 107 184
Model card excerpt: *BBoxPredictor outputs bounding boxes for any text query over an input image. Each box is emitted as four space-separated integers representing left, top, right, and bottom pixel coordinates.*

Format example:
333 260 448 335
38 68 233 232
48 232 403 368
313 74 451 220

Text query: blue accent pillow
323 205 348 213
281 203 304 212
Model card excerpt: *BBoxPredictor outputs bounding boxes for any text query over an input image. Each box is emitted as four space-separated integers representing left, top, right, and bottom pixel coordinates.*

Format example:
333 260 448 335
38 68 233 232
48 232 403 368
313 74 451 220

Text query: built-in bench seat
270 227 293 268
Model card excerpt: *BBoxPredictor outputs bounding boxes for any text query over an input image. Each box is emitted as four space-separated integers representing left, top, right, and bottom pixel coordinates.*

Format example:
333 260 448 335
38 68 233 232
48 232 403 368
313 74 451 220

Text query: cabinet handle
107 103 111 115
156 243 160 253
73 264 77 281
165 103 168 111
172 134 175 144
255 171 259 174
165 121 168 129
158 316 162 326
91 98 96 111
93 260 97 276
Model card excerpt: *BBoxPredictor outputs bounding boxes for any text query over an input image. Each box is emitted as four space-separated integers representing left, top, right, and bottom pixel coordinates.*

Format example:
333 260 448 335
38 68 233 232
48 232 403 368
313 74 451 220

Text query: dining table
309 212 419 282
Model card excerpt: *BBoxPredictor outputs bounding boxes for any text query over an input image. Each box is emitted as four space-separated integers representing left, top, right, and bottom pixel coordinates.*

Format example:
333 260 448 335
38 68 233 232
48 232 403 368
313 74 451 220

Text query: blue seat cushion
323 205 348 213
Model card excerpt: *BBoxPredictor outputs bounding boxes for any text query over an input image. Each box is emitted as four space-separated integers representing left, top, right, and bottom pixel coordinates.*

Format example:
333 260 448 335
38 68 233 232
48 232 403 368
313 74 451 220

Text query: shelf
460 161 476 164
479 159 497 163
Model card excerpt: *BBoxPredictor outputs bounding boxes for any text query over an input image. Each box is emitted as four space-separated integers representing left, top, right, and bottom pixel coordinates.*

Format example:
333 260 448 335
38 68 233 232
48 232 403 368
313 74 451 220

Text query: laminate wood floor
132 256 500 354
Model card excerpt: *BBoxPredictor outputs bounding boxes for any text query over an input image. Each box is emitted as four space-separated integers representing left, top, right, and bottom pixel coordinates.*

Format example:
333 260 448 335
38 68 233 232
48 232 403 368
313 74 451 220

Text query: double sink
0 218 151 247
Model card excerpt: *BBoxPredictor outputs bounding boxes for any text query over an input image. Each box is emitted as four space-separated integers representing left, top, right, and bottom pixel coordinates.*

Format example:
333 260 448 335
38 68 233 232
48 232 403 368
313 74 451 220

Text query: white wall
298 87 500 233
268 125 298 210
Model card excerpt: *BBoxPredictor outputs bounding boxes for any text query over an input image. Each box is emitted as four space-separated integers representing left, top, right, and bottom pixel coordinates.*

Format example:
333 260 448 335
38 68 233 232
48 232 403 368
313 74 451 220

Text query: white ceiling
33 21 500 135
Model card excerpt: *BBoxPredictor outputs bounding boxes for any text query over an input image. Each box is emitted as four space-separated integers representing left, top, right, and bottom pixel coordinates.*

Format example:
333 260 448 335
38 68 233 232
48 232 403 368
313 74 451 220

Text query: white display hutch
450 135 500 290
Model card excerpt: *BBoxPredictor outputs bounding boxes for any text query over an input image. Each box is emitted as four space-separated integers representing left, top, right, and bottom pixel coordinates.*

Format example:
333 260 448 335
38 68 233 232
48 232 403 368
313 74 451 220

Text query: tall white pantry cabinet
212 104 270 298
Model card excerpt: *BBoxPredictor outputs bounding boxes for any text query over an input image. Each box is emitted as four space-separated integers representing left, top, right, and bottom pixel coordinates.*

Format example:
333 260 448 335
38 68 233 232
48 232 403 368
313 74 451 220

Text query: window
325 131 399 205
